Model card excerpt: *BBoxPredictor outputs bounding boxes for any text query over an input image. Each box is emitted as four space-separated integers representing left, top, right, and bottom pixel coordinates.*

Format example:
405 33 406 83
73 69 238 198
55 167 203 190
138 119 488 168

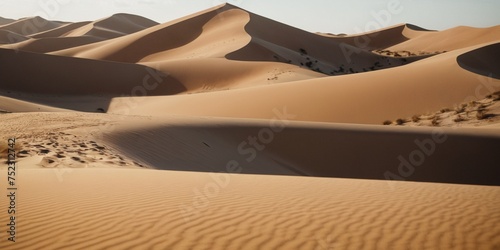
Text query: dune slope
109 43 500 124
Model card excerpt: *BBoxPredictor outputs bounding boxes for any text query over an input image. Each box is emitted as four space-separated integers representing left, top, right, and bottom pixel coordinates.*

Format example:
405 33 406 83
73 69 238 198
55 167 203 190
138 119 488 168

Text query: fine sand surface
1 3 500 249
0 168 499 249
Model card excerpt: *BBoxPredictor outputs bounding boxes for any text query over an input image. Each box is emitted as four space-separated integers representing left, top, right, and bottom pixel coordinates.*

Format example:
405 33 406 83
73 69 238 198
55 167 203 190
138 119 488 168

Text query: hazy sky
0 0 499 34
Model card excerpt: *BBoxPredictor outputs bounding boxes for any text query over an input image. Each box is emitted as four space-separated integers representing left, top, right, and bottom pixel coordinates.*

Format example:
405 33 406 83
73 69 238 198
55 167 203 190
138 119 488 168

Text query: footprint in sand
39 149 51 154
39 156 59 168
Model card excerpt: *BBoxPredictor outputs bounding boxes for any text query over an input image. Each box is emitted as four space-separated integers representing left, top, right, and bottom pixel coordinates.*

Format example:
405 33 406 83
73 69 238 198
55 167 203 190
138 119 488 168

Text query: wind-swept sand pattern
0 169 499 250
1 3 500 249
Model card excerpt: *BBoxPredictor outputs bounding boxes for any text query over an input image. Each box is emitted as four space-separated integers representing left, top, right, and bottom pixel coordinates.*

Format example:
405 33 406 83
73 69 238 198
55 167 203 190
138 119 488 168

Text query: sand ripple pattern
0 169 499 249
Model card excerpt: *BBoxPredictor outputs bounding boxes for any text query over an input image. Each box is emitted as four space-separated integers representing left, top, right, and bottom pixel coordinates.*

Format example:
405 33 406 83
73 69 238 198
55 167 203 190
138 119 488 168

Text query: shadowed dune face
29 21 92 39
5 36 104 53
457 42 500 79
50 7 227 63
0 16 15 25
225 10 414 75
0 48 186 111
0 29 29 44
103 119 500 186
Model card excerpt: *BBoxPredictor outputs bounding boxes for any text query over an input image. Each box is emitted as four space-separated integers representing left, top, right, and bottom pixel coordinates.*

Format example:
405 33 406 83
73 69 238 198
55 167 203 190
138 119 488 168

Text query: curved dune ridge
0 16 15 25
457 42 500 79
100 116 500 185
61 13 159 39
108 44 500 124
0 16 65 36
0 29 28 44
0 3 500 249
0 14 159 52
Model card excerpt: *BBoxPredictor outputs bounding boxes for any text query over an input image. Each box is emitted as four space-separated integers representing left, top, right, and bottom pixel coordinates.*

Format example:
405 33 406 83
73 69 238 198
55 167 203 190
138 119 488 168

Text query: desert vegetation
383 91 500 127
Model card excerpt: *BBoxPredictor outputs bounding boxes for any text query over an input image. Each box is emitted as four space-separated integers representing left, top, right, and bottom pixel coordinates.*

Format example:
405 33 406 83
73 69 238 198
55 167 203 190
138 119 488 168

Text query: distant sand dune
0 29 28 44
29 21 91 38
108 43 500 124
386 25 500 53
0 16 65 36
50 5 227 62
62 13 158 39
0 16 15 25
4 36 104 53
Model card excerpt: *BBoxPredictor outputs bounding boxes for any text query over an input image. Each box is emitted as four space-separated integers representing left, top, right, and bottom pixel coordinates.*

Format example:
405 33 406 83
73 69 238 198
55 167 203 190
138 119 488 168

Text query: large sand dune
1 3 499 249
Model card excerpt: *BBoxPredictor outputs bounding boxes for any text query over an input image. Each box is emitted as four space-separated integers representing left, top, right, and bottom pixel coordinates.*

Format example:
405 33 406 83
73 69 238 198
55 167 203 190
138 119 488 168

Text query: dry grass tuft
453 115 466 123
383 120 392 125
440 108 452 113
431 116 441 126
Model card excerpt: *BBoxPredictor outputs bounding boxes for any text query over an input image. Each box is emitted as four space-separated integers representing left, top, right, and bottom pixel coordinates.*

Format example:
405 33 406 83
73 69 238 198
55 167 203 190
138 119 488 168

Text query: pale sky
0 0 499 34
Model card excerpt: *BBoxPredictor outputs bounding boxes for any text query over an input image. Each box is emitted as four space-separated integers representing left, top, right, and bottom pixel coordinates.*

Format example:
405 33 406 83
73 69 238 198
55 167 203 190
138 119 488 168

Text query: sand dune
2 36 104 53
0 48 186 111
0 168 498 250
108 42 500 124
0 29 28 44
29 21 91 38
386 25 500 53
0 16 15 25
0 14 158 53
0 3 499 249
0 16 65 36
100 115 500 186
50 5 231 62
61 13 158 39
50 5 412 75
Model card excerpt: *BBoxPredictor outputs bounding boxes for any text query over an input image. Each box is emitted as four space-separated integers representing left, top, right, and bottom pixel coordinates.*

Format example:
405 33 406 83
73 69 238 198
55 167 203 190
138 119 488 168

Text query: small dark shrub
440 108 452 113
383 120 392 125
453 115 465 122
476 111 495 120
431 117 440 126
